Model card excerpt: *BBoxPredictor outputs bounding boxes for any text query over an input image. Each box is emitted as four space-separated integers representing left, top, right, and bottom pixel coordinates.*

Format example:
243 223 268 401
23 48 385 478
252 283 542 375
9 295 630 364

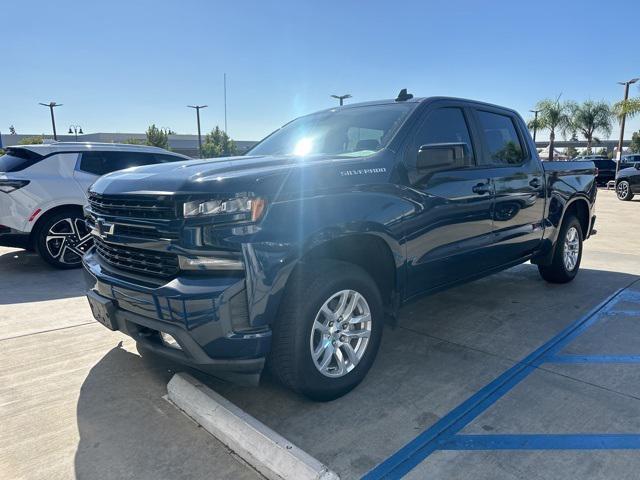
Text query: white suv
0 143 189 268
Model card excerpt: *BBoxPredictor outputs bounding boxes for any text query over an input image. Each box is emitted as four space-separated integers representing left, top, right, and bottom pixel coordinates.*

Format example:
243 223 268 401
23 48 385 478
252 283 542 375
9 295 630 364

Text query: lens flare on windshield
293 137 314 156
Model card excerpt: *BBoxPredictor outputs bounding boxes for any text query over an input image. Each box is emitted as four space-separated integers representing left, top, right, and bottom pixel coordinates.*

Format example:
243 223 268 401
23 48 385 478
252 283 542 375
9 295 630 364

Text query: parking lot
2 188 640 480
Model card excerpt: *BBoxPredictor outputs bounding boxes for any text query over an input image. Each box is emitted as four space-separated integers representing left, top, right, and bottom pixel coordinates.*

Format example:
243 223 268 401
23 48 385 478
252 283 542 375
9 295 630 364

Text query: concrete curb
167 373 340 480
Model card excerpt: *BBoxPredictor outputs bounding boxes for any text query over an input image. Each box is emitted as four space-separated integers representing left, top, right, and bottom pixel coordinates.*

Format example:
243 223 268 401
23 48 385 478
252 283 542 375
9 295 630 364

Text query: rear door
403 101 497 296
472 107 545 263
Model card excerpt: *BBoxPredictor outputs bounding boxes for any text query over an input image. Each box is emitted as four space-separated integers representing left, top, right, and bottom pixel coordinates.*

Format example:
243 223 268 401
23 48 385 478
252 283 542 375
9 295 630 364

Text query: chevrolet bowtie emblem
96 219 115 239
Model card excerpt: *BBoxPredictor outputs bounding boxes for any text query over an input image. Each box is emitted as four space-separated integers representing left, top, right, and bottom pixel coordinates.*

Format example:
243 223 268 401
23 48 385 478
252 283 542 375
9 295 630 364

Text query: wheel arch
29 203 85 247
291 231 402 322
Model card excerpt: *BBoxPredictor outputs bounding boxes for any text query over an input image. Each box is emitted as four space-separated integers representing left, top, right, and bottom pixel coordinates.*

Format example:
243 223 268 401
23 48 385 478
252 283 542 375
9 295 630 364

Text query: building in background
0 133 257 158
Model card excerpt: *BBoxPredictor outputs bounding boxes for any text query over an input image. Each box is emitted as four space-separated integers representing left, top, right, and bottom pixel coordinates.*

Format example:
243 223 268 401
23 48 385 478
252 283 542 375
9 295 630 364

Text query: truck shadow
0 248 86 304
73 265 639 479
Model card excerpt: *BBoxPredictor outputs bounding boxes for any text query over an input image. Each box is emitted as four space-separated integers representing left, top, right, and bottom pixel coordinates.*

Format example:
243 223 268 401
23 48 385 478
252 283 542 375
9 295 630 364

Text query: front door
403 102 497 298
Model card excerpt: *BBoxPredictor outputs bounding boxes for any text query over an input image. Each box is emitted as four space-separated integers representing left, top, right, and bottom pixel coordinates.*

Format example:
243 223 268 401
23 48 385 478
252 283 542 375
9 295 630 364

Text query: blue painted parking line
546 354 640 364
441 434 640 450
363 282 640 480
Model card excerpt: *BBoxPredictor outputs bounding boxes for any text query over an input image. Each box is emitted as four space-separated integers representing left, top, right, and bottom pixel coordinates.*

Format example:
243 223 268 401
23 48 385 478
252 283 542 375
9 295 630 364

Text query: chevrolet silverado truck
83 91 597 401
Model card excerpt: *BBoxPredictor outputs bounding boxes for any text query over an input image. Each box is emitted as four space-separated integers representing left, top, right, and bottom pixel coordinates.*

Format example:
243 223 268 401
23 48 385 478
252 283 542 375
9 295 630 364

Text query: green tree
597 148 608 156
567 100 613 154
201 126 237 158
566 145 578 158
535 96 572 161
18 135 44 145
629 131 640 154
122 137 145 145
145 124 171 150
613 97 640 120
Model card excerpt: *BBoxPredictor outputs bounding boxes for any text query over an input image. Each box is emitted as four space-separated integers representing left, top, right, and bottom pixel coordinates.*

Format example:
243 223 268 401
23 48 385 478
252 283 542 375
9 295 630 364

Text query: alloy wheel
45 217 93 265
563 226 580 272
309 289 372 378
617 181 630 200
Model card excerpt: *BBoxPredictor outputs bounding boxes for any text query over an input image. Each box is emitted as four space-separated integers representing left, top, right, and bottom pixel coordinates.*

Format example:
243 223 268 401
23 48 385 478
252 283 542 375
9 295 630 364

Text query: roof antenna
395 88 413 102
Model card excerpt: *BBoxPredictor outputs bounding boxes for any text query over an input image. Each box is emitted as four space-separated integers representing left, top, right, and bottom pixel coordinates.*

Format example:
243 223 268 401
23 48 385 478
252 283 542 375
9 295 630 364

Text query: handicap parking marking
363 282 640 480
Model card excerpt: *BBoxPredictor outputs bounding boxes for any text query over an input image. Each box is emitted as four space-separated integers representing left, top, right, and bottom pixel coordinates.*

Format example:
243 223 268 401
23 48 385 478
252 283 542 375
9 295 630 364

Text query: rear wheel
538 215 583 284
268 259 383 401
616 180 634 201
35 209 93 269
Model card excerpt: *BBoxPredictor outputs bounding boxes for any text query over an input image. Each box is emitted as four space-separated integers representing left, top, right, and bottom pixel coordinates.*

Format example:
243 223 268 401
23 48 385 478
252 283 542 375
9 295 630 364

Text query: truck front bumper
83 250 271 384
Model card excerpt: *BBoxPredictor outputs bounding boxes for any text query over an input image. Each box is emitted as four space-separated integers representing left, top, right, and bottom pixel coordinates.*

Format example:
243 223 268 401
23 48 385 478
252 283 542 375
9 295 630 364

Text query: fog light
160 332 181 350
179 255 244 271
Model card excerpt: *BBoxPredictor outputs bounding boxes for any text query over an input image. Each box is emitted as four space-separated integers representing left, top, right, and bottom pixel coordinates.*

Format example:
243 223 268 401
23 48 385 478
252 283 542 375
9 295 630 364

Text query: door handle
529 178 541 188
472 182 491 195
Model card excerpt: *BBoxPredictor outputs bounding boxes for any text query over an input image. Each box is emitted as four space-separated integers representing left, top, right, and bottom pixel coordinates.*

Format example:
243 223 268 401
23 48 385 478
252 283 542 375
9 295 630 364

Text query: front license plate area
87 291 117 331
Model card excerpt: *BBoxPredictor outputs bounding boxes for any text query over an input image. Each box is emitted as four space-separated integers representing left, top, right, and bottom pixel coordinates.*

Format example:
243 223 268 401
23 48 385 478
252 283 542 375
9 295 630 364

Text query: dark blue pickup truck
83 92 596 400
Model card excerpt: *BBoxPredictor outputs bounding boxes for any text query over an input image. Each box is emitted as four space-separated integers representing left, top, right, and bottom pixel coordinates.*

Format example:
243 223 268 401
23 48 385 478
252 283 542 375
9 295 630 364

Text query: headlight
183 196 266 221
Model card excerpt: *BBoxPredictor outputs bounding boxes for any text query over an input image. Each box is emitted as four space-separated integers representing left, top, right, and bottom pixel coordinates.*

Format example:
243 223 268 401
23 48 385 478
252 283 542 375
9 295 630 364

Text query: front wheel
35 209 93 269
538 215 583 284
617 180 634 201
268 259 383 401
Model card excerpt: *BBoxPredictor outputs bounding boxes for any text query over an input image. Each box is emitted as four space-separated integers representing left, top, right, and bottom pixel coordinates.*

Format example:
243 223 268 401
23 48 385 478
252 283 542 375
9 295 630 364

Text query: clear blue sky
3 0 639 142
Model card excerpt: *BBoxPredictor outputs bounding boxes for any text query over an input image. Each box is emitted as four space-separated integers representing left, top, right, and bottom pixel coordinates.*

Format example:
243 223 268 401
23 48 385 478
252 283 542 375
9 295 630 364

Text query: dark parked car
83 92 597 400
616 163 640 200
619 154 640 170
574 156 616 186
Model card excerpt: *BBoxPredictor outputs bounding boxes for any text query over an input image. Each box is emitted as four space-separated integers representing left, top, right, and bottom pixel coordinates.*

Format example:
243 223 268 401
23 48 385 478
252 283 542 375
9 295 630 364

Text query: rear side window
79 151 182 175
477 111 526 166
594 160 615 169
0 148 44 172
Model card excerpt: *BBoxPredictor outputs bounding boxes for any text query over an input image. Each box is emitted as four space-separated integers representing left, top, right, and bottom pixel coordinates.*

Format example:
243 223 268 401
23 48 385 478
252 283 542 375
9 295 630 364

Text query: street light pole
331 94 352 106
529 109 540 143
68 125 83 141
616 78 639 176
39 102 62 140
187 105 208 158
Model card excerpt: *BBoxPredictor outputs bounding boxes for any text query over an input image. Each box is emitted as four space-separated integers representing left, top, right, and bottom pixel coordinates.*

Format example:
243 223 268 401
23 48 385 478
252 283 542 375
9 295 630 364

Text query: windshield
248 103 415 157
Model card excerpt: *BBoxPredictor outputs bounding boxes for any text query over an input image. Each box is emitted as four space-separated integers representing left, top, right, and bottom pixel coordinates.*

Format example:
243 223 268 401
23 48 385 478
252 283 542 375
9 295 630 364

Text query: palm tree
613 97 640 120
567 100 613 154
535 97 572 161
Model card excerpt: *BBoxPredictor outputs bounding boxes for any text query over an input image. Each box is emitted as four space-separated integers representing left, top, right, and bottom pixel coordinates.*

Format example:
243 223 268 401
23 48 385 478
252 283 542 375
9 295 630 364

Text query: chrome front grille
88 193 177 220
93 237 179 278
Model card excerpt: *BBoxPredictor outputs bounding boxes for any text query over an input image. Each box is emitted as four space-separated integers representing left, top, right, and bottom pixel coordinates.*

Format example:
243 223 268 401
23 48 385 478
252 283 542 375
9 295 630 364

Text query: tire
35 209 93 269
268 259 384 401
616 180 634 201
538 215 583 284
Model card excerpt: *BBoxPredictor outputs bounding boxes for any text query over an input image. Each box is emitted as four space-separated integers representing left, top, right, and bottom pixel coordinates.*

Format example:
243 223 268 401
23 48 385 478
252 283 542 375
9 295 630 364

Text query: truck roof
321 95 522 117
6 142 190 159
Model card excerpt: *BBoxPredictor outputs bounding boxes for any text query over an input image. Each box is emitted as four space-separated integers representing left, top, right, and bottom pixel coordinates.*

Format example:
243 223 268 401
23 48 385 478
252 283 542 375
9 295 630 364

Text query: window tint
477 111 525 165
414 107 475 166
79 151 182 175
0 148 44 172
594 160 615 169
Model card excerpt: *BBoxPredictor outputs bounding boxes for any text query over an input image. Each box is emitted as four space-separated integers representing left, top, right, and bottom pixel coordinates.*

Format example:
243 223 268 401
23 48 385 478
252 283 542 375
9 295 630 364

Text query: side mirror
417 142 469 171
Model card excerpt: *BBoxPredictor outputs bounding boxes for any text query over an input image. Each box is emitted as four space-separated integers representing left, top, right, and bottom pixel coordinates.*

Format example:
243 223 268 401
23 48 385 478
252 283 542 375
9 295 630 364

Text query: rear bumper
0 226 30 249
82 249 271 383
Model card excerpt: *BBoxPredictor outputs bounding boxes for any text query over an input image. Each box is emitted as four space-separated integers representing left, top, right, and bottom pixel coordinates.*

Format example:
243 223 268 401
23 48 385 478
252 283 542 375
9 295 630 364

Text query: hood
89 153 377 197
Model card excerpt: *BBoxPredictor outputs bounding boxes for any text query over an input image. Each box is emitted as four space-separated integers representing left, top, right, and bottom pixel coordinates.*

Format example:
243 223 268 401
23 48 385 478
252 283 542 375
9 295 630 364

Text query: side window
154 154 185 164
413 107 475 167
79 152 158 175
477 111 526 166
79 152 110 175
